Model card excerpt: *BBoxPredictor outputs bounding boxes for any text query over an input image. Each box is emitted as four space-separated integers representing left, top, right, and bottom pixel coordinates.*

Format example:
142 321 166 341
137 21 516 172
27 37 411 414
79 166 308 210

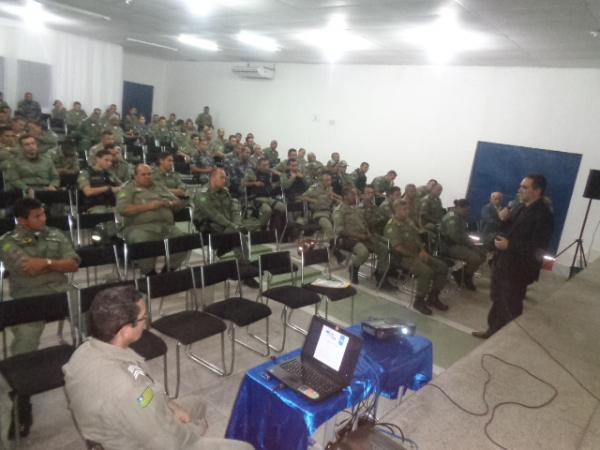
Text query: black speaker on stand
556 169 600 279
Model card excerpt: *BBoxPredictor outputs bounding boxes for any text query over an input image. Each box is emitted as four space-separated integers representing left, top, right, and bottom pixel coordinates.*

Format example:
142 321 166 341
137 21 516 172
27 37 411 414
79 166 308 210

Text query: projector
361 317 416 340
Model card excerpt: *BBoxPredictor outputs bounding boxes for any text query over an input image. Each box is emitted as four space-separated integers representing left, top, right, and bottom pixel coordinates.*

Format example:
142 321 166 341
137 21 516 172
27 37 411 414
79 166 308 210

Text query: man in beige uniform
63 285 253 450
116 164 187 275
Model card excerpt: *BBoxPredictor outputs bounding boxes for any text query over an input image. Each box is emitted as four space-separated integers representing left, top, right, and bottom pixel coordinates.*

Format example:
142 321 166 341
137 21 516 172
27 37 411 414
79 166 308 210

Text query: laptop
268 316 363 402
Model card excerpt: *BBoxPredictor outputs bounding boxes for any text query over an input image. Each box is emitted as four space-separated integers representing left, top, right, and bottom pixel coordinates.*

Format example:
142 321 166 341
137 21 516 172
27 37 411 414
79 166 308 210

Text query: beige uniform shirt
116 182 178 229
63 339 202 450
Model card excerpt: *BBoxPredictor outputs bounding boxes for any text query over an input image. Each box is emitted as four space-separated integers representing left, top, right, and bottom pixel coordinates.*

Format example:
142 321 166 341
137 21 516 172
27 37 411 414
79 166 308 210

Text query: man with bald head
116 164 187 275
480 192 505 248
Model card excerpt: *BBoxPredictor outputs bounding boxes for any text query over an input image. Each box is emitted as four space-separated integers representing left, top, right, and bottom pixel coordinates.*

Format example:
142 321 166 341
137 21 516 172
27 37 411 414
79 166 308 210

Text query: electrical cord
425 353 558 450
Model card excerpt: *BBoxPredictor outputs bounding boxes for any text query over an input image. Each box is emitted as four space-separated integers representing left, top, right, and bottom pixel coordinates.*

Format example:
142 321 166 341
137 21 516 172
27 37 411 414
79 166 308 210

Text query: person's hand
498 208 510 221
418 249 429 262
169 402 191 424
20 257 48 275
494 236 509 250
46 185 58 191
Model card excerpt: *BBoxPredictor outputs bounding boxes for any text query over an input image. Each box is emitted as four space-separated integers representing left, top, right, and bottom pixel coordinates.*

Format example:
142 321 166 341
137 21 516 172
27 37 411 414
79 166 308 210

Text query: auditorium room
0 1 599 449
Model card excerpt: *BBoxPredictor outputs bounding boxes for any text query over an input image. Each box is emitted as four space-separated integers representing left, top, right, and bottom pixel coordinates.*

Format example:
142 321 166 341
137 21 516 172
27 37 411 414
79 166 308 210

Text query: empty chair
208 231 244 263
137 269 228 398
245 229 279 260
257 251 320 352
0 292 75 445
123 239 167 278
75 244 121 285
300 246 357 323
46 213 75 242
34 189 73 213
75 281 170 394
165 233 205 270
196 260 272 370
76 211 118 246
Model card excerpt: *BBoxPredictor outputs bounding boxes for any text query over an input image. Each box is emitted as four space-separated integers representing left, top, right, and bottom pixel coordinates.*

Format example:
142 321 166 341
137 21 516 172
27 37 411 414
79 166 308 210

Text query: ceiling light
127 38 179 52
178 34 219 52
0 0 71 30
297 16 373 63
40 0 111 20
400 15 490 64
236 31 280 52
182 0 238 17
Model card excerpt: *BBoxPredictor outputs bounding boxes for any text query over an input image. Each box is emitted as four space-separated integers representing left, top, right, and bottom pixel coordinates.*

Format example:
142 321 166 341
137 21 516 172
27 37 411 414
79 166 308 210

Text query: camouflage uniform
152 167 187 193
304 160 324 186
334 203 385 267
303 183 336 240
78 167 122 213
110 160 131 184
0 224 80 355
16 100 41 120
383 218 448 297
243 168 285 228
195 112 213 130
5 153 60 191
78 116 103 150
65 109 88 129
116 182 187 274
440 210 485 277
372 176 393 198
192 150 215 185
420 194 445 228
35 130 59 155
52 150 80 175
263 148 280 168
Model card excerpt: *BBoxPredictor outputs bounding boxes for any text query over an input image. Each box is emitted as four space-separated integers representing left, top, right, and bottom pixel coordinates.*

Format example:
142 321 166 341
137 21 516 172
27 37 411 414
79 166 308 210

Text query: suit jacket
495 198 554 284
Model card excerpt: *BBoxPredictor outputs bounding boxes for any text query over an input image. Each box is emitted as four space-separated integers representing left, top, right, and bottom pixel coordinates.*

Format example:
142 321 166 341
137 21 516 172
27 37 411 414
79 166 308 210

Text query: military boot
8 395 32 439
413 296 432 315
451 270 463 286
464 273 477 291
349 265 360 284
428 288 449 311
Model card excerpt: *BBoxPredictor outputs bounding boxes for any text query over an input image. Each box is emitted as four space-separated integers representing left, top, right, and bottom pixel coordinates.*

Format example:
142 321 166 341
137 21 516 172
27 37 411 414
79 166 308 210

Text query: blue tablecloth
225 327 432 450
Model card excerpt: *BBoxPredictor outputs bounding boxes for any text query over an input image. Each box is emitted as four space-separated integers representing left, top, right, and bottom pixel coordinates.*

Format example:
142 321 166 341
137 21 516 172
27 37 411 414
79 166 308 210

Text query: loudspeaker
583 169 600 200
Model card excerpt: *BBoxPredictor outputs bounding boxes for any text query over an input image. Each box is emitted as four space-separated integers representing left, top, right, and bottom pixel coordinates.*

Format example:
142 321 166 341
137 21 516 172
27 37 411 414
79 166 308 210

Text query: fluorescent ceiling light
127 38 178 52
0 0 71 30
178 34 219 52
236 31 280 52
41 1 111 21
297 15 373 62
400 14 490 64
182 0 239 17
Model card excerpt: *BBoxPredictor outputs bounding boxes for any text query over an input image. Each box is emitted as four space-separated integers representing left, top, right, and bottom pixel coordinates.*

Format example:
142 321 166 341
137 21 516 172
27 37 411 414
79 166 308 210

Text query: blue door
122 81 153 121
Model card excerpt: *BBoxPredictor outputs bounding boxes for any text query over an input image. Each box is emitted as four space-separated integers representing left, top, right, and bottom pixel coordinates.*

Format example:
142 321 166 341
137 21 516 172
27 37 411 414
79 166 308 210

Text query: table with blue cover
225 325 433 450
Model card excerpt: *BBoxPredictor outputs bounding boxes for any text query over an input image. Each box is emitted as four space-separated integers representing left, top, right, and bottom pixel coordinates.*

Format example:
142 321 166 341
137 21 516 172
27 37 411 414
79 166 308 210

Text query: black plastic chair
208 232 244 263
257 251 320 352
0 292 75 446
59 173 79 189
165 233 205 270
300 247 357 323
123 239 167 279
138 269 228 398
76 212 118 246
75 281 170 395
75 244 121 285
196 260 272 369
46 214 75 242
173 206 193 233
0 191 23 210
0 216 15 235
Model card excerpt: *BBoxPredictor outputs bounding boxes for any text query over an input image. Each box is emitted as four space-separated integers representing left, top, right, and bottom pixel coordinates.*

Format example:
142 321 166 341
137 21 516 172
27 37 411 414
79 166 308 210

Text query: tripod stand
556 198 592 279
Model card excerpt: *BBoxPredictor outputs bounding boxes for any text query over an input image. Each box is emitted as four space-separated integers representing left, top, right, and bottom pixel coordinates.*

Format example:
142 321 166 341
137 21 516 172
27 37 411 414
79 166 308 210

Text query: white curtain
0 18 123 113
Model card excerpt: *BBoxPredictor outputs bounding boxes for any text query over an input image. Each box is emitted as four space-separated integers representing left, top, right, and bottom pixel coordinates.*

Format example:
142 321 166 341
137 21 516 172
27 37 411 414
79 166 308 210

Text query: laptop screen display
313 324 349 372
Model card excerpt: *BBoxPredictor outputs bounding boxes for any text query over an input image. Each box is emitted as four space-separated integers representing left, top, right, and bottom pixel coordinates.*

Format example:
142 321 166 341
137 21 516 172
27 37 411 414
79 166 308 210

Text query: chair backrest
76 244 119 269
209 232 243 262
247 229 278 259
124 239 167 277
166 233 203 257
77 280 136 315
0 292 71 331
173 207 192 223
139 268 196 322
0 217 15 235
60 174 79 189
34 189 72 205
199 259 239 287
0 191 23 209
77 212 116 230
300 247 330 283
258 251 293 277
46 214 75 241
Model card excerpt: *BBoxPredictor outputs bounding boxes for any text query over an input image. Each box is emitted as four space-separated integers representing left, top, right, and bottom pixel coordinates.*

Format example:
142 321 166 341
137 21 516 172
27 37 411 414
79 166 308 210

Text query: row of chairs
0 242 356 445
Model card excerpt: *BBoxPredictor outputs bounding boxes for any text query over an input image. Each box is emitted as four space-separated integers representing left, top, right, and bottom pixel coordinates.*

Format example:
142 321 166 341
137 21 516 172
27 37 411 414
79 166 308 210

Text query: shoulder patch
136 387 154 408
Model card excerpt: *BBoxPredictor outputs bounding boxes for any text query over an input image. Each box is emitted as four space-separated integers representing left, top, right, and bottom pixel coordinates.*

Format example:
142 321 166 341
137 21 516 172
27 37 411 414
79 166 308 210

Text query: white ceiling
2 0 600 67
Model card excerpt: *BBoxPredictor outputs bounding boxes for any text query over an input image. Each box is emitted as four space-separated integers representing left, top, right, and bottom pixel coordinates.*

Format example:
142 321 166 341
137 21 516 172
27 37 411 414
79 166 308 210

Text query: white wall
122 53 168 117
0 18 123 112
164 61 600 266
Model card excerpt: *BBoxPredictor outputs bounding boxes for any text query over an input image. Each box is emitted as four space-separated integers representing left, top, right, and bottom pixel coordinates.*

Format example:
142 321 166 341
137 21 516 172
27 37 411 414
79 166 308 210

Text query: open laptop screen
313 324 349 371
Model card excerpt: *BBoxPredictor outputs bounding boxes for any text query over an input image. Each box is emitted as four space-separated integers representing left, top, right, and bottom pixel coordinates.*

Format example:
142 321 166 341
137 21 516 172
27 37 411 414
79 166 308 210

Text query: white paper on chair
310 278 350 288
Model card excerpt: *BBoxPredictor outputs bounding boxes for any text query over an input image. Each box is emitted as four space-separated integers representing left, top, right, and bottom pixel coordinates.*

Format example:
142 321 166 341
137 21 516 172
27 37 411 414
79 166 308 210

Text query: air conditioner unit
232 64 275 80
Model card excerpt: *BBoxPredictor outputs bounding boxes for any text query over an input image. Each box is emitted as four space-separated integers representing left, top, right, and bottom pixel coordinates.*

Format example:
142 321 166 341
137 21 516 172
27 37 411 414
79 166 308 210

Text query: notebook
268 316 363 402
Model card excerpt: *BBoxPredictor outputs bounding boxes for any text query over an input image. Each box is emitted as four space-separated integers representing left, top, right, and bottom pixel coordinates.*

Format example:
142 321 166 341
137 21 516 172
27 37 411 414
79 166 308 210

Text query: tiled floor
1 243 589 450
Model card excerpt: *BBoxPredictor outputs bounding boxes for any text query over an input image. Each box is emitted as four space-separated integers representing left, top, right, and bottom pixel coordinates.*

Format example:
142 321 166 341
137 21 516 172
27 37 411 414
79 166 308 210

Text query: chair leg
13 395 20 447
163 353 170 398
248 314 284 353
350 295 355 324
286 308 310 336
175 343 182 399
235 318 271 357
184 332 232 376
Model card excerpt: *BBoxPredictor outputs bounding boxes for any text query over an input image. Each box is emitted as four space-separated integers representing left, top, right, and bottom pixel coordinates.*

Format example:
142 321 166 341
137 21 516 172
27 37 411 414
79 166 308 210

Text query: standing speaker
583 169 600 200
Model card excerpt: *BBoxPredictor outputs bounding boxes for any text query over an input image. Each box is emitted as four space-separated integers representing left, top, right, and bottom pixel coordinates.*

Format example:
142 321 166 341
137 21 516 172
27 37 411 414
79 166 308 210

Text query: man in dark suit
473 175 554 338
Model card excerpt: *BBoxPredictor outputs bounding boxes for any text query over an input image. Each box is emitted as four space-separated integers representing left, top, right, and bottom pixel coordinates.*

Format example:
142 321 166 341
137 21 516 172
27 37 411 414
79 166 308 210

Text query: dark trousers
487 266 528 332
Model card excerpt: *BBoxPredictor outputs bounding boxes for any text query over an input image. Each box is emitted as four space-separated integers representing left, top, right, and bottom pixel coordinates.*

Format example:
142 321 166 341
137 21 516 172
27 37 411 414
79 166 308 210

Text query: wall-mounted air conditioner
232 64 275 80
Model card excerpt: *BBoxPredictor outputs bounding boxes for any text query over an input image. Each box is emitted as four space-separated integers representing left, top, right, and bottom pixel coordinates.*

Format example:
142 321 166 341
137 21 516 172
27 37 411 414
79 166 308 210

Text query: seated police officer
63 285 254 450
78 149 122 213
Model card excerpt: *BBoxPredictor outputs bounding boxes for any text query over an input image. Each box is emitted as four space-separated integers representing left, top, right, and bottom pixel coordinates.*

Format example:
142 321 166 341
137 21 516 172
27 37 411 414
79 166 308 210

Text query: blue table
225 325 433 450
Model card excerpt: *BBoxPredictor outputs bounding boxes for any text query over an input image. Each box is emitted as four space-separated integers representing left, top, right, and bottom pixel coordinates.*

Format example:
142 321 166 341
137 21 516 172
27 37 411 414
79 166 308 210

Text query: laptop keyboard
280 359 338 393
